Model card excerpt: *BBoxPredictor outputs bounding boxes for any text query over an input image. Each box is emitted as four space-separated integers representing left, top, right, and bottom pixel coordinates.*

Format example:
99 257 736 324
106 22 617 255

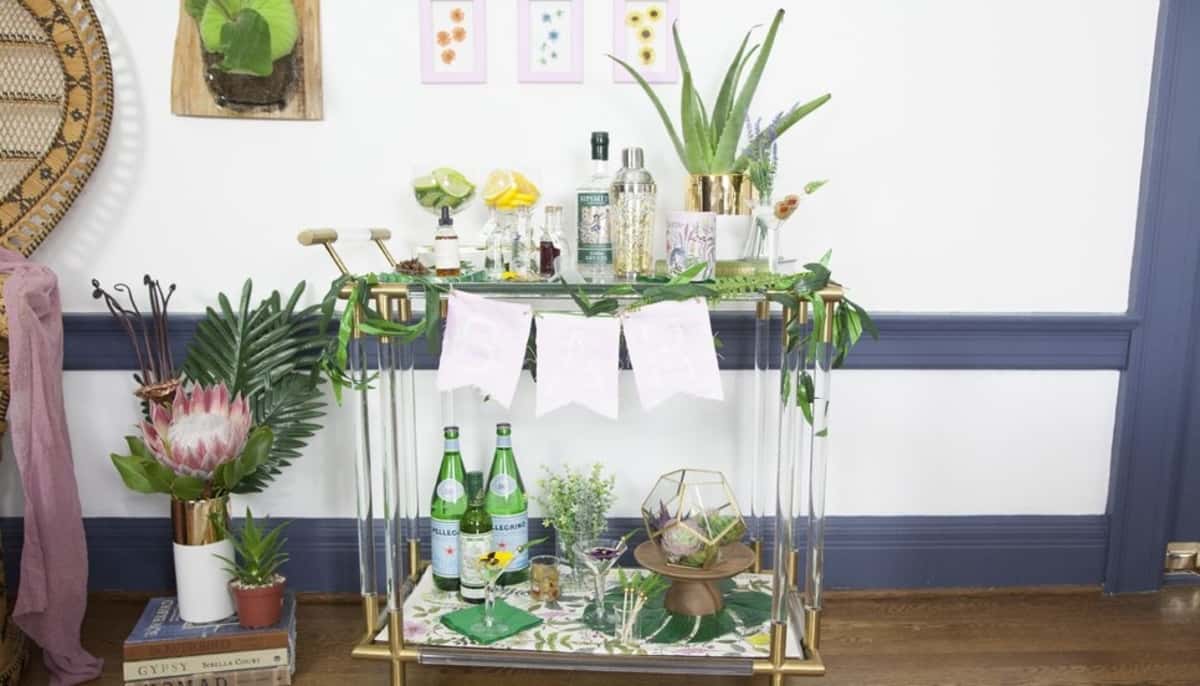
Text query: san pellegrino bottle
430 426 468 591
485 423 529 586
458 471 490 604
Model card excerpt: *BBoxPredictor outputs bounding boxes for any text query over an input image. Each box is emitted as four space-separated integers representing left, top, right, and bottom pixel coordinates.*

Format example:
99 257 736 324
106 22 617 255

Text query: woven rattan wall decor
0 1 114 682
171 0 323 120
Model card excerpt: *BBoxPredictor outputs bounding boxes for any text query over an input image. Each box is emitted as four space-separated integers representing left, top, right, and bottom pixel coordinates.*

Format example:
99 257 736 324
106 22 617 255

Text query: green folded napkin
440 600 543 645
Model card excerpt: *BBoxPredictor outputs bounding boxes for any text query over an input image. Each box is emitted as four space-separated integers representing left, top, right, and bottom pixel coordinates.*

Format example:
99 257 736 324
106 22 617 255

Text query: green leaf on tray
220 9 273 76
580 580 772 645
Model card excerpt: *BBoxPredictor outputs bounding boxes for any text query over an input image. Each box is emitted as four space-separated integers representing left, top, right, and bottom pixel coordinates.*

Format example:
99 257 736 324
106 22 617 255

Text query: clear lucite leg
376 296 404 615
394 307 421 579
750 302 770 549
351 335 377 601
805 304 835 619
771 307 801 624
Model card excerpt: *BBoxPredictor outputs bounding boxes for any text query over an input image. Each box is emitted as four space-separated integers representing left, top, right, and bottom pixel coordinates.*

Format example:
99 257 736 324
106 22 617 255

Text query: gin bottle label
491 513 529 572
430 517 461 579
577 192 612 266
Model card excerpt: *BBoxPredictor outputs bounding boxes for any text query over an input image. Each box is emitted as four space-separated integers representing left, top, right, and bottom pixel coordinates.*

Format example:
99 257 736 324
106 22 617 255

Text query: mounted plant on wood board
172 0 324 119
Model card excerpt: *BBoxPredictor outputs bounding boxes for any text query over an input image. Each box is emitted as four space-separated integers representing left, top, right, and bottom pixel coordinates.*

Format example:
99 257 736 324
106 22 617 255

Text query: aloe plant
609 9 830 175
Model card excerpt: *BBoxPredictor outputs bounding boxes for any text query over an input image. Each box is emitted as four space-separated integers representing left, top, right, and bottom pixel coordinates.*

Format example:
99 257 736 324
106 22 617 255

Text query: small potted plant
186 0 301 109
216 508 291 629
535 463 616 571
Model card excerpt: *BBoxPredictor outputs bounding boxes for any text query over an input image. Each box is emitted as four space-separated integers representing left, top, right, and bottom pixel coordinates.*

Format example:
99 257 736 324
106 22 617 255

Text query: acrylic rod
351 334 377 599
771 305 801 624
805 303 835 616
375 295 404 613
750 303 769 544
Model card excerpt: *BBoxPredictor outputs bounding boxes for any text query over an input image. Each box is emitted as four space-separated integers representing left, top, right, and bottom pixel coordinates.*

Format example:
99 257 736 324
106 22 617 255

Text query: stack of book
122 594 296 686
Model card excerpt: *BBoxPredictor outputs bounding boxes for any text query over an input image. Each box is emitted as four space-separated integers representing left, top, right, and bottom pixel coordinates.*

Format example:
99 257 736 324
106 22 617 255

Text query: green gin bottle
485 423 529 586
430 426 468 591
458 471 491 604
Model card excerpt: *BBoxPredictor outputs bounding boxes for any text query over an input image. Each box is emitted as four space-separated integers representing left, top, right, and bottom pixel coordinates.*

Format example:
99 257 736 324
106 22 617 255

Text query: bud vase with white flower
111 383 274 623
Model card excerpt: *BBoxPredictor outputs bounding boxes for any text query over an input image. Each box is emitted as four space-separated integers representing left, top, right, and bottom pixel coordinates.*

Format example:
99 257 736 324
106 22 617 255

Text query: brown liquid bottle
434 207 461 277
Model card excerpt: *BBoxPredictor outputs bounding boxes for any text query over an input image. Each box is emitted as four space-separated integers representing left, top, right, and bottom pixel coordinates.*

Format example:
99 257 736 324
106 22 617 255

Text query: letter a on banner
437 290 533 408
621 298 723 410
535 313 621 419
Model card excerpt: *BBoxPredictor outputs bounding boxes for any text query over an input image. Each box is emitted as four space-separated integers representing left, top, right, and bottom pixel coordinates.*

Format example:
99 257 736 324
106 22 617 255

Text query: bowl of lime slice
413 167 476 215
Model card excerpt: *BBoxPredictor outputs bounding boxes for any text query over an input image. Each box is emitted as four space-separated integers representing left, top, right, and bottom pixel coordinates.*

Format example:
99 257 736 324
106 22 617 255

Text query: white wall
11 1 1156 519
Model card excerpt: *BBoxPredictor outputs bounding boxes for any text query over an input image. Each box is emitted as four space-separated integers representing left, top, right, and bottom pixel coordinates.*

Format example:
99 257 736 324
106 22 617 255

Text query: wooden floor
23 585 1200 685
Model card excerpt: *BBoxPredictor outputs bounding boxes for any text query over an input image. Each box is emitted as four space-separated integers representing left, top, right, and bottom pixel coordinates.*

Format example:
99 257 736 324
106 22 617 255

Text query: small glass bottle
577 132 613 283
539 206 564 278
611 147 657 280
434 207 461 277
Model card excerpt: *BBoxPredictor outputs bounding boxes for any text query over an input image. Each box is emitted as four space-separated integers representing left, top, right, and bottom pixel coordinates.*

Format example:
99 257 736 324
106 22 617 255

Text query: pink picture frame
518 0 584 83
612 0 679 84
420 0 488 84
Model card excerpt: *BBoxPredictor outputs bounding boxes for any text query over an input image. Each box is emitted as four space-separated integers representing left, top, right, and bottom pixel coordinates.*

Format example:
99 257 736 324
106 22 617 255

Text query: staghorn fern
182 280 328 493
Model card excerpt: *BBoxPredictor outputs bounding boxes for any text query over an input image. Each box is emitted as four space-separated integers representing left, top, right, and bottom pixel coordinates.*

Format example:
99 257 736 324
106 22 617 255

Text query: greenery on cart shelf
316 257 876 414
111 384 275 501
215 508 292 588
187 0 300 77
536 463 617 560
182 280 330 492
583 576 771 644
609 9 830 175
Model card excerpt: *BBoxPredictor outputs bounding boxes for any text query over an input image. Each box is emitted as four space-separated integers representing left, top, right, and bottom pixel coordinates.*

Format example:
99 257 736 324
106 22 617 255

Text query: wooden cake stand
634 540 756 617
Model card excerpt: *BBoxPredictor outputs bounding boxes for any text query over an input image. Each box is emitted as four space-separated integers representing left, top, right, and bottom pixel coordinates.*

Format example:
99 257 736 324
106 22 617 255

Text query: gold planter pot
171 495 231 546
685 173 756 216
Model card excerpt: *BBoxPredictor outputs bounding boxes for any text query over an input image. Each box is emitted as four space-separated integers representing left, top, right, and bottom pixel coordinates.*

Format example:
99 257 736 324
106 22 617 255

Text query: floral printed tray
381 568 803 659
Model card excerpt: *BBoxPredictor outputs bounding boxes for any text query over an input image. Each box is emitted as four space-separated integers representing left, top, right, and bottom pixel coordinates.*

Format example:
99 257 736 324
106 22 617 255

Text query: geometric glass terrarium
641 469 746 569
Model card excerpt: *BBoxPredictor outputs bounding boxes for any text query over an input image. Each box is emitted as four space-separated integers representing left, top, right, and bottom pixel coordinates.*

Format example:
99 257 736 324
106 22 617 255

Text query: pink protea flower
141 383 252 480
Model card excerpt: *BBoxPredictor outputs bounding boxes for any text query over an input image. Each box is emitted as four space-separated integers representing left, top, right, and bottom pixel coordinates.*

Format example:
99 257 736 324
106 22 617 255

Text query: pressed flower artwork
421 0 487 83
519 0 583 83
613 0 677 83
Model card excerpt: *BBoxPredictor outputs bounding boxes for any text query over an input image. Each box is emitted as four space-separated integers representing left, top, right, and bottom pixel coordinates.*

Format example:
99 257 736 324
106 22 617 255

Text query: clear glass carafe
483 206 535 277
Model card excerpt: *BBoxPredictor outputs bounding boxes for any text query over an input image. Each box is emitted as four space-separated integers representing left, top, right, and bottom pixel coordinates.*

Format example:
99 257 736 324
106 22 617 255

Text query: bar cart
300 229 846 685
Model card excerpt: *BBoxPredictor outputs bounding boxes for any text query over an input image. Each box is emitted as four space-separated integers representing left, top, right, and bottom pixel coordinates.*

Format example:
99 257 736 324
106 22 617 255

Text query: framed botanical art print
612 0 678 84
420 0 487 83
518 0 584 83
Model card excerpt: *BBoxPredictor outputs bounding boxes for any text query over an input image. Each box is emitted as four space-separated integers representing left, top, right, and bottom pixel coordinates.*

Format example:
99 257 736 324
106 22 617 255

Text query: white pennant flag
621 298 724 410
535 313 621 419
437 290 533 408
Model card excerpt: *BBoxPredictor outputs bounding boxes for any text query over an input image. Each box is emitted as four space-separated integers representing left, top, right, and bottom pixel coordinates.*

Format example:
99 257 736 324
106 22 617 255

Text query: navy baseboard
62 312 1134 372
0 515 1106 594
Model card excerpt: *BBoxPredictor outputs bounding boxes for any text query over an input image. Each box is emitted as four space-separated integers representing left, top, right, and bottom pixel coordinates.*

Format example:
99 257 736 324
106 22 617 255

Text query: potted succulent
185 0 301 109
609 9 830 259
216 508 291 629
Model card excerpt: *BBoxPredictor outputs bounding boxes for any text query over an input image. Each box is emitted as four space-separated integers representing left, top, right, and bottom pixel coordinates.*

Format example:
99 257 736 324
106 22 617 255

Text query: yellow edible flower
625 10 645 27
480 550 515 570
646 6 663 22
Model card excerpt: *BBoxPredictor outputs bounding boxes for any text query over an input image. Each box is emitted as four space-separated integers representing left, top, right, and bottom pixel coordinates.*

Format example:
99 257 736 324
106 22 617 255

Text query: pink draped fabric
1 249 101 684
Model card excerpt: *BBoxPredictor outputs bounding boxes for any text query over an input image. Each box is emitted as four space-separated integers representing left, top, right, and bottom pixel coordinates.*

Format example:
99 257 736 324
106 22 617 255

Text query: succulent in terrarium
641 469 746 569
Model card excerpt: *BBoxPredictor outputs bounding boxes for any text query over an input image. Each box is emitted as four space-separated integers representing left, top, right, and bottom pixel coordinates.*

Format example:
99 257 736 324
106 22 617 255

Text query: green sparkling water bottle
485 423 529 586
430 426 468 591
458 471 491 604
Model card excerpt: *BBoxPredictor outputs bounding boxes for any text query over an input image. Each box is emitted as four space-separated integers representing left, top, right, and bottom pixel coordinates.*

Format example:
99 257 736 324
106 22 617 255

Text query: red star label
445 546 455 556
498 542 508 550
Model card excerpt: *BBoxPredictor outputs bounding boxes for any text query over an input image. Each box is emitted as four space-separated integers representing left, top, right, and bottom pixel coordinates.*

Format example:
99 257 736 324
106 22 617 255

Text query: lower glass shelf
377 567 807 671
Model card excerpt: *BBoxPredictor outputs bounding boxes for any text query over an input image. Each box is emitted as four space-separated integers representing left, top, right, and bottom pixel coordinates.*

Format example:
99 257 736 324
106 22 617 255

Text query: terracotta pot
232 577 285 629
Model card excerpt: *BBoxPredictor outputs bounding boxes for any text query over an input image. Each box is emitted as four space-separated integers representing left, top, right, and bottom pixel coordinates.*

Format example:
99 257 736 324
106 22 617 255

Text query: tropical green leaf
712 28 758 144
172 475 207 501
714 9 786 170
185 0 208 20
607 54 687 169
182 280 328 493
220 9 273 76
733 93 831 171
111 454 173 495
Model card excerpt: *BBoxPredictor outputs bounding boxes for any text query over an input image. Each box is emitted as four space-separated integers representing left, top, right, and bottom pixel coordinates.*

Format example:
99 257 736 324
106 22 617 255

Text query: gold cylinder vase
685 173 756 216
171 496 231 545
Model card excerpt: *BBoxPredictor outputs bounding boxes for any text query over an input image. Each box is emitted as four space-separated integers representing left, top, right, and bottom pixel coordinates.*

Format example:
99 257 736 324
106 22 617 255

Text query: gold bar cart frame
303 230 843 684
